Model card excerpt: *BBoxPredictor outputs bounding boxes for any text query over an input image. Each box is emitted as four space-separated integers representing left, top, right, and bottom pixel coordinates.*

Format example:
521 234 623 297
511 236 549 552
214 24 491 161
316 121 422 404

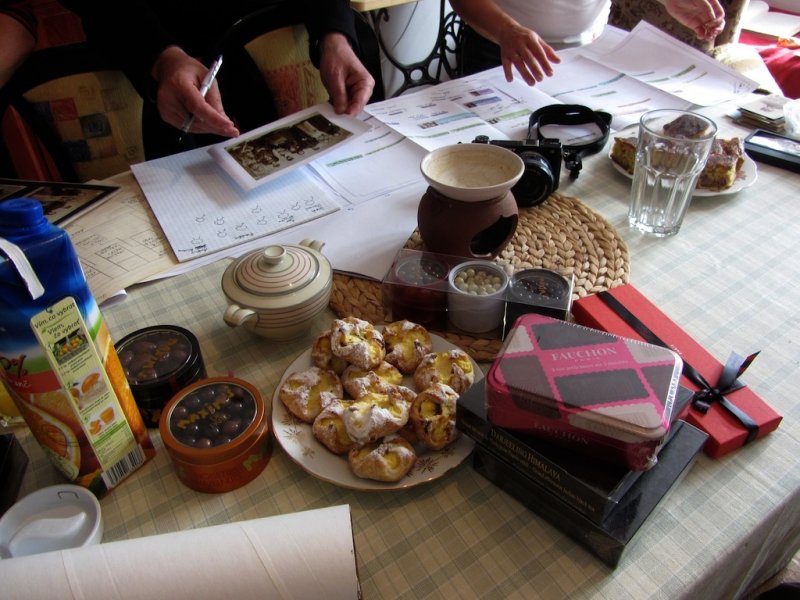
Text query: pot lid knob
260 245 286 266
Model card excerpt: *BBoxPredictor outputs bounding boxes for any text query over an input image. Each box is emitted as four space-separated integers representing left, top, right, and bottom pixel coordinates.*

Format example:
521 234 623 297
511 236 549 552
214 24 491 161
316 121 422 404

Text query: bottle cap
0 198 48 237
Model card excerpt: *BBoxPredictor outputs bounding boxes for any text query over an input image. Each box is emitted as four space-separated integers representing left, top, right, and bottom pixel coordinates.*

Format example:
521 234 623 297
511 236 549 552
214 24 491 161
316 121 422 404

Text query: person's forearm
449 0 521 44
307 0 358 65
59 0 177 92
0 13 35 88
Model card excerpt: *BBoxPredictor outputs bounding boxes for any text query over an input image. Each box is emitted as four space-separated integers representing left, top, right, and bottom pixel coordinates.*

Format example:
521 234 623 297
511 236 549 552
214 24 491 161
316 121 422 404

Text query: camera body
473 135 562 207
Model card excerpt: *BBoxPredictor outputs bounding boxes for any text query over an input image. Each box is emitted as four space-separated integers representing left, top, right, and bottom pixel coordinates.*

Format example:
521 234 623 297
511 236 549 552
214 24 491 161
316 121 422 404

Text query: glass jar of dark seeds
504 268 572 336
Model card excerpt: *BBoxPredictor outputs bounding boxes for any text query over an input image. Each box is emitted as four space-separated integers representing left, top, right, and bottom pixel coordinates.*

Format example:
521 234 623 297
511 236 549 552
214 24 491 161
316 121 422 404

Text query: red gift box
572 285 782 458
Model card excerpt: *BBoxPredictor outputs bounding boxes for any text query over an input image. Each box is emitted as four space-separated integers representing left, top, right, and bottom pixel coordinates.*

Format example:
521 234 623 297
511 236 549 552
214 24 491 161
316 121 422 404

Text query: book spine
457 404 616 523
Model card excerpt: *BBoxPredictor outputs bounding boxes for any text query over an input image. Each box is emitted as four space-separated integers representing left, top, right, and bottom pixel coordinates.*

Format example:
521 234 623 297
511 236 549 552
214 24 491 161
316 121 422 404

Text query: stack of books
457 380 708 567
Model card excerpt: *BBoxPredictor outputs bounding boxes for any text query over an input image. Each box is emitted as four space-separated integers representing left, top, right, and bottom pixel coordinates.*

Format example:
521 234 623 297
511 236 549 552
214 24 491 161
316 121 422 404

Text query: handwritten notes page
131 146 340 262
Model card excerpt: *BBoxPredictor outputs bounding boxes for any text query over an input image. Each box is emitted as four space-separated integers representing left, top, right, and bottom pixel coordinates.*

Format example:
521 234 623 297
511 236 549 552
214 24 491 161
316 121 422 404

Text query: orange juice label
30 296 137 471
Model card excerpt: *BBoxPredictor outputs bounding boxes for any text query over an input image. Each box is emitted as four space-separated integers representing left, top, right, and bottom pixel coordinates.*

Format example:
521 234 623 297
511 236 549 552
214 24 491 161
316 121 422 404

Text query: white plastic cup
629 110 717 237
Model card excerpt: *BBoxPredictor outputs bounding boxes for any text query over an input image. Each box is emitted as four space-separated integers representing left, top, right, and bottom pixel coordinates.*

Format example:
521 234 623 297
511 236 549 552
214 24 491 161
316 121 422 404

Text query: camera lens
512 152 556 208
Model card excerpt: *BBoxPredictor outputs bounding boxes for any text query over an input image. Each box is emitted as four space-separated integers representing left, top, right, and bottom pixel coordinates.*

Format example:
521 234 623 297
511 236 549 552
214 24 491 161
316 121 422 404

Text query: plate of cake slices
608 134 758 197
271 318 482 491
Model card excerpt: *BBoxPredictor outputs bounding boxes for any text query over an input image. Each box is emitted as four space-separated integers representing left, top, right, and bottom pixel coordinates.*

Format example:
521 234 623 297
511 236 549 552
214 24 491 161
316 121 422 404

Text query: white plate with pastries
607 136 758 197
271 324 481 491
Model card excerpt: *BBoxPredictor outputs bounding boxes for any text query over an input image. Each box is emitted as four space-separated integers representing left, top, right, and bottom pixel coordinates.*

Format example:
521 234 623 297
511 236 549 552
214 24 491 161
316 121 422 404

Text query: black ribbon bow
596 291 761 444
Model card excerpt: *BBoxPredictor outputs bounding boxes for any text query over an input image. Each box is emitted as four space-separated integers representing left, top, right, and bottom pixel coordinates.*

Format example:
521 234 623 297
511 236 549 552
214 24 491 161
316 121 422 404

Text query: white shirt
493 0 612 46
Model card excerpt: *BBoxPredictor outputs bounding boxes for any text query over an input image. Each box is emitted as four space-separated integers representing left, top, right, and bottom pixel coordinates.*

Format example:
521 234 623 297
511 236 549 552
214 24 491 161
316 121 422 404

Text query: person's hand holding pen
151 46 240 139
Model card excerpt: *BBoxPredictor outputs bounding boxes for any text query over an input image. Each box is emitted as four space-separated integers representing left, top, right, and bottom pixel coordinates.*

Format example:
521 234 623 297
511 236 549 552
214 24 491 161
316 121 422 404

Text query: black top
59 0 357 95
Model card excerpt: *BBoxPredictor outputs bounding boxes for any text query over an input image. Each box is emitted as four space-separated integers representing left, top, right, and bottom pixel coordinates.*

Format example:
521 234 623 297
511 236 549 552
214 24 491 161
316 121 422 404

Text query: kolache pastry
310 328 349 374
278 366 343 423
348 434 417 482
383 319 434 374
341 360 403 399
312 400 356 455
341 388 413 445
285 316 474 483
413 349 475 394
410 382 460 450
330 316 386 371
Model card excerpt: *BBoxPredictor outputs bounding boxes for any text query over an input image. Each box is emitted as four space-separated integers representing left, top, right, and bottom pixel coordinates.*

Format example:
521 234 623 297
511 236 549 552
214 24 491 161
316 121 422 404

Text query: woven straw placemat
330 192 630 361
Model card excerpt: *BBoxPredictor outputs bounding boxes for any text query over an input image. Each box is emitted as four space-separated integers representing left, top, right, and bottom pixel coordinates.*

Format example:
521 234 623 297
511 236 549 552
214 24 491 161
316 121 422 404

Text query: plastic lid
0 484 103 558
0 198 49 237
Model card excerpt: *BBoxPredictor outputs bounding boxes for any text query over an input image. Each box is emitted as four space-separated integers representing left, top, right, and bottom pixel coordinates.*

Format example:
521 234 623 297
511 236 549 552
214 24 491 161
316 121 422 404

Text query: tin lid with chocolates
160 377 265 465
115 325 206 427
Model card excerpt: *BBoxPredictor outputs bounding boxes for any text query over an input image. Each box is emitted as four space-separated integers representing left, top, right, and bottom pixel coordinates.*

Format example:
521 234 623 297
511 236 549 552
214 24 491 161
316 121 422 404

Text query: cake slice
610 136 745 190
696 137 744 191
662 114 711 138
609 136 637 174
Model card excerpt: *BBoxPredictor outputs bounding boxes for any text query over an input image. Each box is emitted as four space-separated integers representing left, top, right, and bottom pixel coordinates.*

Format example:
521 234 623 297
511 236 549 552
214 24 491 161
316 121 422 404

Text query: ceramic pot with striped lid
221 239 332 340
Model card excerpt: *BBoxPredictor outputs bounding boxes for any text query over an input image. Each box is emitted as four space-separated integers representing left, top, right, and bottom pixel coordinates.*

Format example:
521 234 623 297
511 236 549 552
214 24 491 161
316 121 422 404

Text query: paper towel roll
0 504 359 600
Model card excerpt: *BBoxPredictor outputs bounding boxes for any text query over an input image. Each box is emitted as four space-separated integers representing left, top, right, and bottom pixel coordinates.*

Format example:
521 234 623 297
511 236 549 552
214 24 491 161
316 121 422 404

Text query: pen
177 54 223 142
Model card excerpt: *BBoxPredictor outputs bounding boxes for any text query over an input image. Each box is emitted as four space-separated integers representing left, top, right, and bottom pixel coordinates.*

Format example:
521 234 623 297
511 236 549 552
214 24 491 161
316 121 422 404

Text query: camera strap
528 104 612 180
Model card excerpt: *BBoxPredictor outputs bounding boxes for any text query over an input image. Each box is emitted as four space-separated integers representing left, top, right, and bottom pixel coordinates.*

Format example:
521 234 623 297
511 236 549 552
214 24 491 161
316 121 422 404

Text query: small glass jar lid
393 253 449 287
509 268 570 306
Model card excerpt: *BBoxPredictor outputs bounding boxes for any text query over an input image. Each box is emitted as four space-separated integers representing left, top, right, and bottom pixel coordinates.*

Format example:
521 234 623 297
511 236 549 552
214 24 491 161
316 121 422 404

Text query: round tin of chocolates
115 325 206 428
159 377 272 493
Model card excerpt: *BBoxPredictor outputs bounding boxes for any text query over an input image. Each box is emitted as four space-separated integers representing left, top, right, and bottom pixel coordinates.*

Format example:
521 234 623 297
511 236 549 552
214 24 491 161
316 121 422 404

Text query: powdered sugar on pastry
341 390 411 444
279 366 343 423
410 382 460 450
330 316 385 370
348 434 417 482
383 320 433 374
413 349 474 394
341 360 403 398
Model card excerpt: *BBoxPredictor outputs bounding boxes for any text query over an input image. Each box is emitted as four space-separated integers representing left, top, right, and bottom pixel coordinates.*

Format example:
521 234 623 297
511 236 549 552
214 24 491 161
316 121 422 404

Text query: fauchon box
486 313 682 471
381 248 573 339
571 285 782 458
472 418 708 568
457 378 697 524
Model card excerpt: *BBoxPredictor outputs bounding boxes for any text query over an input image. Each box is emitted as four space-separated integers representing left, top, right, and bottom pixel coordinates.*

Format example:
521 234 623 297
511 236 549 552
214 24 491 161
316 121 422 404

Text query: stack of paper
736 95 790 132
